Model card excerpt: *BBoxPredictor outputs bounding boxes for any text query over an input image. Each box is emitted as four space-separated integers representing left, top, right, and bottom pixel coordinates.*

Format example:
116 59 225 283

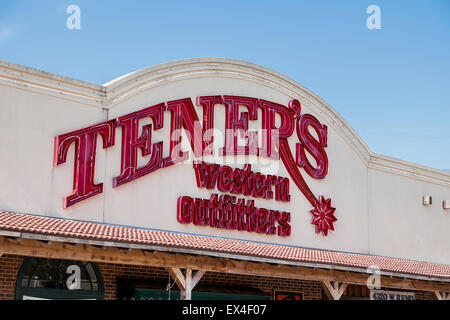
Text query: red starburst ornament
310 196 337 236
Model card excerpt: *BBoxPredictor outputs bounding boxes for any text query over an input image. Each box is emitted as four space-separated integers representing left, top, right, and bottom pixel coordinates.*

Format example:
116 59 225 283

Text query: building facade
0 58 449 300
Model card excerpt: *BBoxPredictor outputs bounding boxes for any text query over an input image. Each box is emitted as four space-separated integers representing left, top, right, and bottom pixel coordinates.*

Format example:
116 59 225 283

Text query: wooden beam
169 268 186 291
322 281 348 300
1 236 449 292
192 270 206 289
434 291 450 300
169 267 205 300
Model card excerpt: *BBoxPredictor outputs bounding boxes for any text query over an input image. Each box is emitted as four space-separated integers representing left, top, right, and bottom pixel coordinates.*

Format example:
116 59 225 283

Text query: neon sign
54 95 336 236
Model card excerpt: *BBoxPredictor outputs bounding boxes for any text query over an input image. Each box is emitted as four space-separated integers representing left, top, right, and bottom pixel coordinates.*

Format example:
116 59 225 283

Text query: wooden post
434 291 450 300
322 281 348 300
185 268 192 300
169 268 206 300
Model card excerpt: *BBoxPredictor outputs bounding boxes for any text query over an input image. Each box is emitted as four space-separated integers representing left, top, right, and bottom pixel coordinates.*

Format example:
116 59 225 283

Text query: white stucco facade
0 58 449 265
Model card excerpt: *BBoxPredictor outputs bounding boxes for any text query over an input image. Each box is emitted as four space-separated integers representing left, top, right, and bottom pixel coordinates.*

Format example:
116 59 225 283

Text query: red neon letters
220 96 259 156
296 114 328 179
177 194 291 236
193 162 290 201
183 162 292 237
53 95 336 236
53 120 116 208
113 103 164 187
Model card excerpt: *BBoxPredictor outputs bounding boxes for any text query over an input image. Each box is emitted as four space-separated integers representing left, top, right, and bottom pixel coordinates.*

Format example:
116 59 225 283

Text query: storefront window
16 258 104 300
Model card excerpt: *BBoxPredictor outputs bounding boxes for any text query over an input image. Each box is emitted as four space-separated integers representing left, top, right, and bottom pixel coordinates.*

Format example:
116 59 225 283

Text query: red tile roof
0 211 449 280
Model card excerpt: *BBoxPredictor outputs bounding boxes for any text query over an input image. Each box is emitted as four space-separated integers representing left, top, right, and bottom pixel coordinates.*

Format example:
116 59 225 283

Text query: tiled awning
0 211 449 280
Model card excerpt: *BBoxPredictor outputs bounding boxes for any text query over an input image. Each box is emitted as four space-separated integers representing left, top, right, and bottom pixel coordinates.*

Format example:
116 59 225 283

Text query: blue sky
1 0 449 170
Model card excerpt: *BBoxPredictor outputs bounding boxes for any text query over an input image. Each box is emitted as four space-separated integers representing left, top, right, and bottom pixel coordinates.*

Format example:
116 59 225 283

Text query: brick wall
0 254 439 300
0 254 24 300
